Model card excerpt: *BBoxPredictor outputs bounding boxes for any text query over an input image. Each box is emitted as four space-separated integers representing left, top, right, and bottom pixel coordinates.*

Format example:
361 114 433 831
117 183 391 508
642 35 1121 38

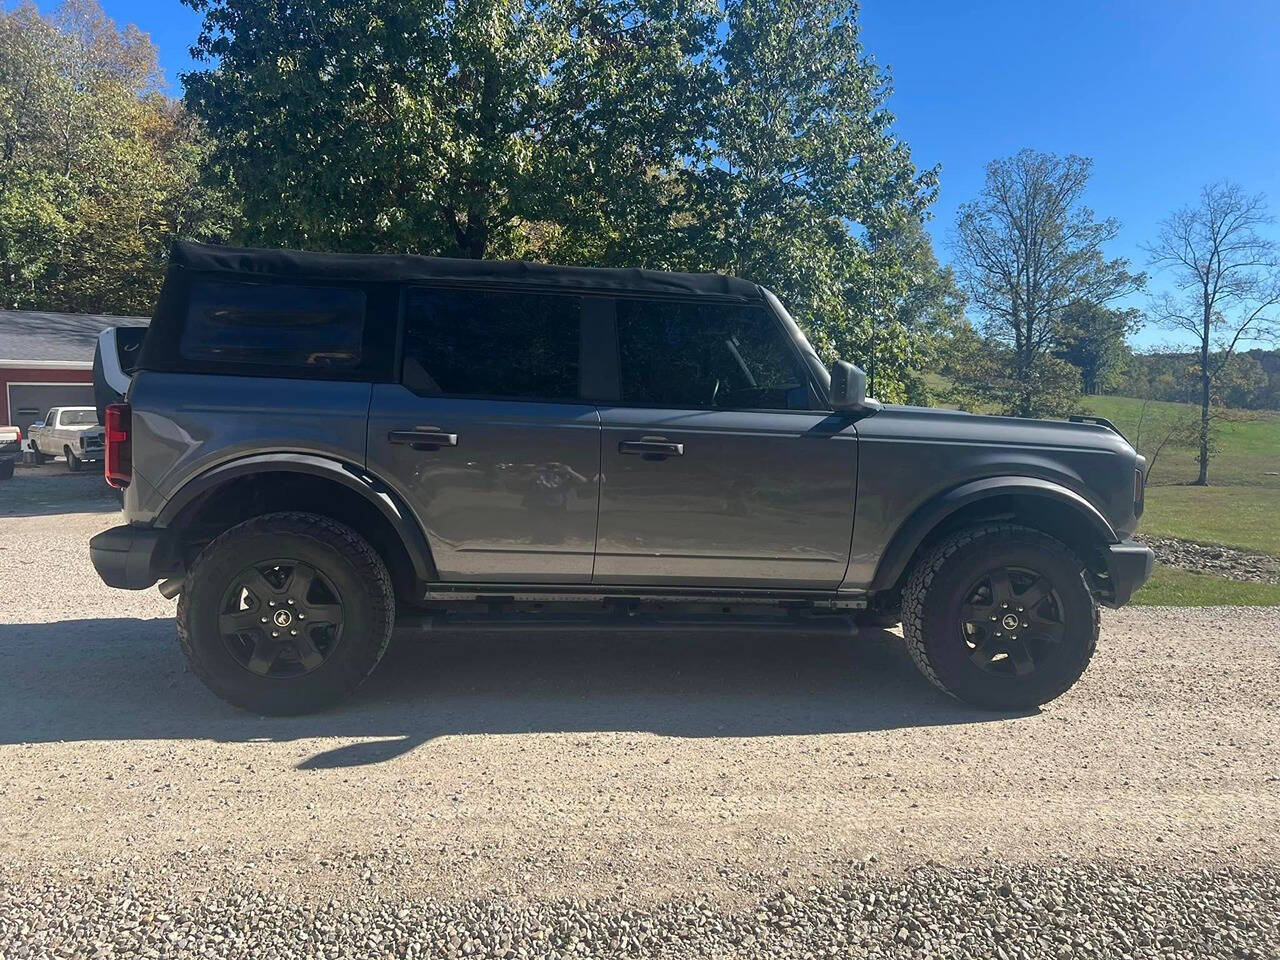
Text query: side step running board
396 611 858 636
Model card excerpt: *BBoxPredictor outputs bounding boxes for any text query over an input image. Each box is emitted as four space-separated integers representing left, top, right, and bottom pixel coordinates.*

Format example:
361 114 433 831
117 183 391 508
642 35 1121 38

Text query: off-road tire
902 523 1099 710
64 447 83 472
177 512 395 715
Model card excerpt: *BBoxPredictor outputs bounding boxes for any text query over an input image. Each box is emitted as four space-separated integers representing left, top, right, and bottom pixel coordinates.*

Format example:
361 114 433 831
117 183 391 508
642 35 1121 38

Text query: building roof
171 241 764 301
0 310 148 367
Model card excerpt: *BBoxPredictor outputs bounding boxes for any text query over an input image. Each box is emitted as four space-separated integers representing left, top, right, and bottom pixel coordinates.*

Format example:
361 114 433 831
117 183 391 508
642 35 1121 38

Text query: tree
1145 182 1280 484
0 0 230 314
1056 302 1140 395
943 326 1082 419
854 215 964 402
953 149 1142 416
682 0 941 402
183 0 716 261
184 0 945 402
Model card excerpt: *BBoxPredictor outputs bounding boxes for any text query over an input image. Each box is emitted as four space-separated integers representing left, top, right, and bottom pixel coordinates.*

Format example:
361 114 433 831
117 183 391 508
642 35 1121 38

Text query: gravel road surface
2 481 1278 957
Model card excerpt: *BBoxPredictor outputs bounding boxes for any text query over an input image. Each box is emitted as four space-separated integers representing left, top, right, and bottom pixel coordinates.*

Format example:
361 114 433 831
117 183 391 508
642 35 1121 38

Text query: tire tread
177 511 394 713
901 522 1099 706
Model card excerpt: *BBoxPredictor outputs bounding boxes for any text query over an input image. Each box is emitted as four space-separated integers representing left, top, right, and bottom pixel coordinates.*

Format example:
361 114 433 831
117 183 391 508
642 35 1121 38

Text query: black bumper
89 524 167 590
1102 539 1155 607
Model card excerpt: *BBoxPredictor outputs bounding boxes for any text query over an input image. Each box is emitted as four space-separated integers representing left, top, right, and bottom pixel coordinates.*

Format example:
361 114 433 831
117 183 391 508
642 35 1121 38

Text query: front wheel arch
868 478 1118 596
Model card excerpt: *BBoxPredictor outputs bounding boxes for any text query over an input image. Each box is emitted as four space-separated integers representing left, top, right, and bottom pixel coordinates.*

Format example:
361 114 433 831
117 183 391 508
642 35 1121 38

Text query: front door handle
389 428 458 450
619 438 684 458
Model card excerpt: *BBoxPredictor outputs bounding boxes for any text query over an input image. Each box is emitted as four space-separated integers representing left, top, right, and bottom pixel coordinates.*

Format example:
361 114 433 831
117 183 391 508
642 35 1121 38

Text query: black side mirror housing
829 360 881 415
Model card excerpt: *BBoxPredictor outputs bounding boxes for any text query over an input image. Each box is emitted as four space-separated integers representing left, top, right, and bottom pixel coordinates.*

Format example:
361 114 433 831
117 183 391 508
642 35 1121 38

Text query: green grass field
1083 394 1280 488
1139 485 1280 555
1131 566 1280 606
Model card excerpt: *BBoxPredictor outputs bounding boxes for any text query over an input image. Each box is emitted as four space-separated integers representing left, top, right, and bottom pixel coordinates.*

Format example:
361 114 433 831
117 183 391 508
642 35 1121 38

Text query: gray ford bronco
91 242 1154 714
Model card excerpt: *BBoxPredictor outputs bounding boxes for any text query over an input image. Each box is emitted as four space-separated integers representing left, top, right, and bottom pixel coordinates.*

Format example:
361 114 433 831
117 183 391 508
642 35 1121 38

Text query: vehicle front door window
615 299 810 410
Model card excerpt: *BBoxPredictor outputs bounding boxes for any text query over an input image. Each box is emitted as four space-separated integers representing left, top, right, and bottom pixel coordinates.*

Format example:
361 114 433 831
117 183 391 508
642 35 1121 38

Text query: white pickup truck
27 406 105 472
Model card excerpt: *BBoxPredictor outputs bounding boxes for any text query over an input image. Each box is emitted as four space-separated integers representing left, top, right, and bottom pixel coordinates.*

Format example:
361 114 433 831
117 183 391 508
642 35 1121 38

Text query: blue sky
35 0 1280 348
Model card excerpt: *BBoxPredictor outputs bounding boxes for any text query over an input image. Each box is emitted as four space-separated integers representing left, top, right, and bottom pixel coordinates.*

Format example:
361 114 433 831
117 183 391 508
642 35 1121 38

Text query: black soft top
170 241 762 301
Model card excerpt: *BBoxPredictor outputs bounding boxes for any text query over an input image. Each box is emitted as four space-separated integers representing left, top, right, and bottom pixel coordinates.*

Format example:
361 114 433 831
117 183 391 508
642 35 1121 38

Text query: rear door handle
389 428 458 449
619 438 684 457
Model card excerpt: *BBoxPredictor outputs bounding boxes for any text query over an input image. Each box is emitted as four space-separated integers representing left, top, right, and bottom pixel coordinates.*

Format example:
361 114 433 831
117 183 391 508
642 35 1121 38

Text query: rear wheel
177 512 395 714
902 523 1098 710
64 446 83 472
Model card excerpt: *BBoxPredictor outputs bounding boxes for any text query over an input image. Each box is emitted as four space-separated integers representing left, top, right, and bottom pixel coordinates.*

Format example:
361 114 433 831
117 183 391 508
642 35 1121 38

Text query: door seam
589 406 604 582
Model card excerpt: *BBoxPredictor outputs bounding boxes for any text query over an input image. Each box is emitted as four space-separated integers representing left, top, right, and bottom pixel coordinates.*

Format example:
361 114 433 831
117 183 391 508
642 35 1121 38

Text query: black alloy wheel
901 523 1099 710
957 565 1065 678
177 512 395 714
218 560 345 678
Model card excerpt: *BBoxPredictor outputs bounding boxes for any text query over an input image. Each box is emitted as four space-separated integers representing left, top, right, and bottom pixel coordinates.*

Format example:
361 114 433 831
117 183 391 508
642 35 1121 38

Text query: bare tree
1145 182 1280 485
952 149 1142 416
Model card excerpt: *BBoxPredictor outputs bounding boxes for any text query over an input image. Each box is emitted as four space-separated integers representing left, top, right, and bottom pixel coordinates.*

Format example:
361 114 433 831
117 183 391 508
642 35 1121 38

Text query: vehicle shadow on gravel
0 468 121 517
0 617 1021 764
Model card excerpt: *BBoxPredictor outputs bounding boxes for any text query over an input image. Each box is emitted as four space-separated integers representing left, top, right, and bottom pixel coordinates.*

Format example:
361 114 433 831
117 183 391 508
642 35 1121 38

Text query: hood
867 404 1135 455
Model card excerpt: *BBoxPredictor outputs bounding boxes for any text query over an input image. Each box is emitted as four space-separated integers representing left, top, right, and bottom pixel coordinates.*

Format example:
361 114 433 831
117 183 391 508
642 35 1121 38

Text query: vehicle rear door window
181 279 365 369
615 299 810 410
402 288 581 401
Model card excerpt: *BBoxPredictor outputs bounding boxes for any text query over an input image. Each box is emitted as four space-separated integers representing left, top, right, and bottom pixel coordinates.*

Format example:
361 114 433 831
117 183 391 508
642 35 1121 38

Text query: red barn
0 310 147 428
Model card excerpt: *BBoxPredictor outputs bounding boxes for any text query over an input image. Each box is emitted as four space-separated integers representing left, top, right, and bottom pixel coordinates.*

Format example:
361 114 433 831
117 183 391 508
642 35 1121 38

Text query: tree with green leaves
674 0 943 401
183 0 945 401
1056 301 1140 395
0 0 230 314
183 0 716 261
942 327 1084 419
952 149 1142 417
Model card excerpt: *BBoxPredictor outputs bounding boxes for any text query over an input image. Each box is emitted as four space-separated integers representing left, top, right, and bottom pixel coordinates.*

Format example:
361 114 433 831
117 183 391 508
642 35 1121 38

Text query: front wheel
902 523 1098 710
177 512 395 714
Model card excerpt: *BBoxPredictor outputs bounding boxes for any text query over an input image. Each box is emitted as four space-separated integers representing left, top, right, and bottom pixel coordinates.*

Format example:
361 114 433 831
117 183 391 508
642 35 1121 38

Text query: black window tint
616 300 810 410
403 288 581 400
181 280 365 368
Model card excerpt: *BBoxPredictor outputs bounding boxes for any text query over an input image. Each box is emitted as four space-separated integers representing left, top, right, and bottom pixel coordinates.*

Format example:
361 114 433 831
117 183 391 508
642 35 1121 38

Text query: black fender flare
868 476 1118 592
155 453 437 582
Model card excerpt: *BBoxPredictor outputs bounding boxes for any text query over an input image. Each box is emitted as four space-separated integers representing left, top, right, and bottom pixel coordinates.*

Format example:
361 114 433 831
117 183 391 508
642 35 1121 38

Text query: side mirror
829 360 880 414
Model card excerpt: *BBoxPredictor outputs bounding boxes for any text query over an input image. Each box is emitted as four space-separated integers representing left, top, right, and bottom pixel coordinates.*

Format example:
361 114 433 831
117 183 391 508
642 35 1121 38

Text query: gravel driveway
1 487 1277 957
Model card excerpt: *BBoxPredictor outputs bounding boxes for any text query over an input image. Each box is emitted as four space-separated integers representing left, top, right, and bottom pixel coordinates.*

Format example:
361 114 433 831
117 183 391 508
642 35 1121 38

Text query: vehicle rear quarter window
402 288 581 401
615 299 810 410
181 279 365 369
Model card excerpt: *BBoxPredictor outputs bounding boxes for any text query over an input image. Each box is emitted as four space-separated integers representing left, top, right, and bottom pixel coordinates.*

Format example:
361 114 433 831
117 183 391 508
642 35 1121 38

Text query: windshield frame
760 287 832 402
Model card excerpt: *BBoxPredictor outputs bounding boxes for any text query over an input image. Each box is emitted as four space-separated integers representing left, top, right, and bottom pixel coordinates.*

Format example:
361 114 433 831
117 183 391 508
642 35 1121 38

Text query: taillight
104 402 131 489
